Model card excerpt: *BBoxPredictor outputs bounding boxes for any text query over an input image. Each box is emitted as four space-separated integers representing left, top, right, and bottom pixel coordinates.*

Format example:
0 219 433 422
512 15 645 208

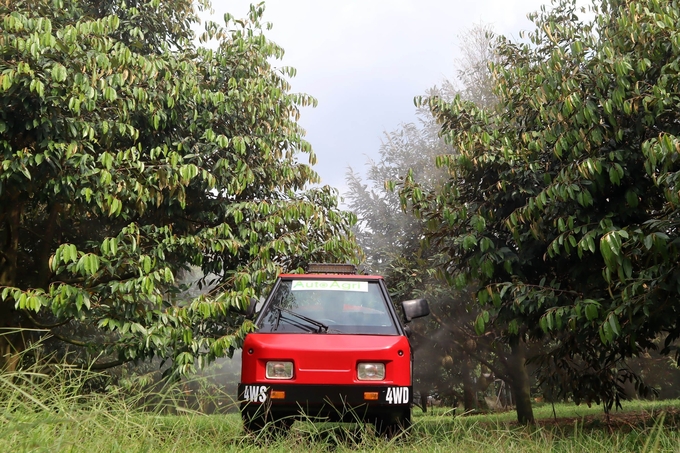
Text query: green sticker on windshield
291 280 368 292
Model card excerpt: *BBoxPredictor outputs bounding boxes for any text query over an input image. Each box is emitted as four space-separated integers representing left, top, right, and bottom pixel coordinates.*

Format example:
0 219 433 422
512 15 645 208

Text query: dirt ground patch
533 407 680 431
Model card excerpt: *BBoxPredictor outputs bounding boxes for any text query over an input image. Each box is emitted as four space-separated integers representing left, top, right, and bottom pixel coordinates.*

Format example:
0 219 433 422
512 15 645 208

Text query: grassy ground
2 367 680 452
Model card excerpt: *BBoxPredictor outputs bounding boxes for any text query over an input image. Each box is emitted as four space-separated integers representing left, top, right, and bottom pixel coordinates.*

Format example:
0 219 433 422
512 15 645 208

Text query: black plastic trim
238 383 412 421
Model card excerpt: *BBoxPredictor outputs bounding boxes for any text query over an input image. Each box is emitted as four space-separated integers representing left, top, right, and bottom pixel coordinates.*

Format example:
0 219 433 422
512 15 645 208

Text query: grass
2 364 680 452
420 398 680 425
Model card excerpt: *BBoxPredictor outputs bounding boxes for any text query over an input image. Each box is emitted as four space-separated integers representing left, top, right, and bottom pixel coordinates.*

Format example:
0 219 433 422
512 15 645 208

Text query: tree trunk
420 390 429 413
507 339 534 424
1 203 19 283
461 358 477 412
36 202 61 289
0 199 23 371
0 300 19 371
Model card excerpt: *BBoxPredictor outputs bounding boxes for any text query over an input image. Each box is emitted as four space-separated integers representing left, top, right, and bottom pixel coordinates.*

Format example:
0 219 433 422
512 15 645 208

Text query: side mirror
401 298 430 322
245 297 259 320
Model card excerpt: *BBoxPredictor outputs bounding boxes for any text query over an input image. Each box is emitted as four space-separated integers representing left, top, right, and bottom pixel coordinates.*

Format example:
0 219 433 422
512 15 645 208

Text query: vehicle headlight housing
357 363 385 381
266 361 294 379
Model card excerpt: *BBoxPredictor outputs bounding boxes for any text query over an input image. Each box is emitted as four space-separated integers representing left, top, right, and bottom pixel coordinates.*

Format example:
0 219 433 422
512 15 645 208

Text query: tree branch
51 331 88 347
50 332 128 370
88 358 127 370
22 310 71 329
429 310 513 382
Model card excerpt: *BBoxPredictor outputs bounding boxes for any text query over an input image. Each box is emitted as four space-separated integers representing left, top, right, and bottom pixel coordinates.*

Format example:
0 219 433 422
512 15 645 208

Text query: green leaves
599 229 629 273
50 63 67 82
398 0 680 410
474 310 490 335
0 0 359 374
582 299 600 321
1 287 47 313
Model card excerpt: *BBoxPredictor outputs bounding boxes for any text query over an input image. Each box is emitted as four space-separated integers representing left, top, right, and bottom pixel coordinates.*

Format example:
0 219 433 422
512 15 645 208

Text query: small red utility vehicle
238 263 429 436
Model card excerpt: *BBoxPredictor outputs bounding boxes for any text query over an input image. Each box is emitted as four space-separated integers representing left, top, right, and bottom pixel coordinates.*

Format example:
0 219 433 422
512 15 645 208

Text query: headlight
357 363 385 381
266 361 294 379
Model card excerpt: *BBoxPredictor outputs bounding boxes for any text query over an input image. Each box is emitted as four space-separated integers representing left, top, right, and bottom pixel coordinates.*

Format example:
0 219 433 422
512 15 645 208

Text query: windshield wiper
272 307 329 333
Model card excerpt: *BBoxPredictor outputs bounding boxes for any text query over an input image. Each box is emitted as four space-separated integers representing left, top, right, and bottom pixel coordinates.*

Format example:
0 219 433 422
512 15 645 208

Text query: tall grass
2 356 680 452
0 348 245 452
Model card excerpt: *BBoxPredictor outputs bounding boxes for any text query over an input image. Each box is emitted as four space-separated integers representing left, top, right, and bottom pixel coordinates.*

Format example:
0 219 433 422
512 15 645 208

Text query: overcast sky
209 0 557 195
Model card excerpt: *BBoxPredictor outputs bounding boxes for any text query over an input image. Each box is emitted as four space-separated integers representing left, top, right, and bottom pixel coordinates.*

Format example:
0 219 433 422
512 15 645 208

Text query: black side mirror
245 297 258 320
402 298 430 322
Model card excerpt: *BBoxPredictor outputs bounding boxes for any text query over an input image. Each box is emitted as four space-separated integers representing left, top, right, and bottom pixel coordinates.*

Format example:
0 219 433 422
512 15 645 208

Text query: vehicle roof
278 273 384 280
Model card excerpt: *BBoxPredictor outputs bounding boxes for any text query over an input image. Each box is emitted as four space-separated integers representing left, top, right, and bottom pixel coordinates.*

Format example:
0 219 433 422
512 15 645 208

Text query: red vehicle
238 263 429 436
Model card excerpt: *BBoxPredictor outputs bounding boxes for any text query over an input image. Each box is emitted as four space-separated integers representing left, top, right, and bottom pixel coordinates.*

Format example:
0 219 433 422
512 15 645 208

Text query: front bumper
238 383 411 422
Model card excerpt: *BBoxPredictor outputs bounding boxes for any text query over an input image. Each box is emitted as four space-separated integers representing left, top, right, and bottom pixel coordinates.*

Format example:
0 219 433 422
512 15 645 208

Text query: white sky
207 0 558 194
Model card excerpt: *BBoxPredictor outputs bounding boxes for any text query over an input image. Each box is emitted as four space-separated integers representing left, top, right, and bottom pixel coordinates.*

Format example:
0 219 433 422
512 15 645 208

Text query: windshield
257 279 398 334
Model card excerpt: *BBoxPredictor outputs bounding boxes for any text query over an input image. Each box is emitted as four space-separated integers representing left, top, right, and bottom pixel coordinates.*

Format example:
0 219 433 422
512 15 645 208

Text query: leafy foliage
346 24 541 423
346 108 449 282
0 0 359 374
399 0 680 411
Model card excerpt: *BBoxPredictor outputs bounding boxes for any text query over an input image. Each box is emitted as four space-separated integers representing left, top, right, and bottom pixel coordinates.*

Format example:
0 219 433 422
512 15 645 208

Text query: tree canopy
346 23 541 423
0 0 359 374
399 0 680 411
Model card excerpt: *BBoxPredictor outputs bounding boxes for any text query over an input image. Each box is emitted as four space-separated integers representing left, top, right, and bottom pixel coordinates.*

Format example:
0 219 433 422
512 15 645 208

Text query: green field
4 403 680 453
3 368 680 453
